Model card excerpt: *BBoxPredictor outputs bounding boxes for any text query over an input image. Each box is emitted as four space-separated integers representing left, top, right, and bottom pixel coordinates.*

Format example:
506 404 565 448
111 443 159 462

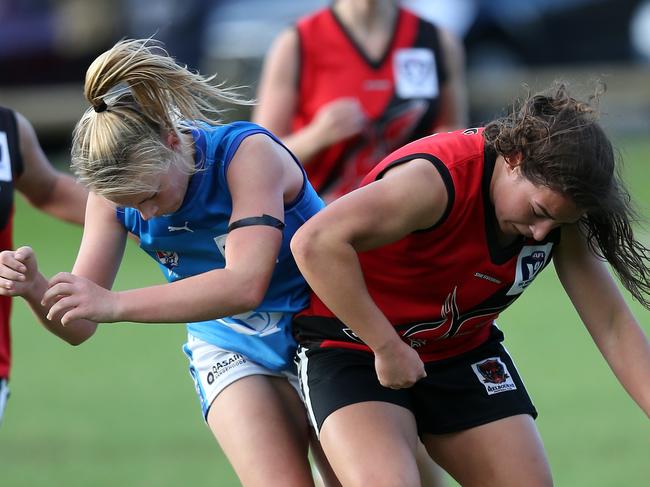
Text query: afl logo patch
506 243 553 296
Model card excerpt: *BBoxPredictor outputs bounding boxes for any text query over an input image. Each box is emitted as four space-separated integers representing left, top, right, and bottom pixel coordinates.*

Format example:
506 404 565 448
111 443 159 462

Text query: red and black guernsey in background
294 7 448 199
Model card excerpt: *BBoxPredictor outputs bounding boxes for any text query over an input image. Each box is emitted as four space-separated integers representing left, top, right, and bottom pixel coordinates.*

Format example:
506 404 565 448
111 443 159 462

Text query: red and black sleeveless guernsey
294 128 561 362
0 107 24 379
294 7 448 200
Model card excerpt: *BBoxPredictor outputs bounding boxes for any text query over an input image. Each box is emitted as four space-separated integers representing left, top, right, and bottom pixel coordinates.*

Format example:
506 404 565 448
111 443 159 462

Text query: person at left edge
0 39 338 486
0 106 88 425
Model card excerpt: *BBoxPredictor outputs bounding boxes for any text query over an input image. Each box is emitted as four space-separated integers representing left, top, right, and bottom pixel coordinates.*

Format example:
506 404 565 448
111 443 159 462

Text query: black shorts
297 327 537 435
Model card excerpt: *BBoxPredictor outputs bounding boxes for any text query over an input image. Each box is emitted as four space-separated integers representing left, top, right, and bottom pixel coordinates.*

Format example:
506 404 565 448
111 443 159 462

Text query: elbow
65 336 88 347
290 223 321 270
242 287 266 312
60 324 97 346
231 279 268 314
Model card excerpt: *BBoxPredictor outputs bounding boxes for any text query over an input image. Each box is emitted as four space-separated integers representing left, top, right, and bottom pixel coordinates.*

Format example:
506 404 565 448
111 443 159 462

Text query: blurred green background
0 137 647 486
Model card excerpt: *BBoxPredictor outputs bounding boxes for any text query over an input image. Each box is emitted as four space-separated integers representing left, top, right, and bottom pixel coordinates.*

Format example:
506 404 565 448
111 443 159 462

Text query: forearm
280 123 329 166
293 238 401 352
34 175 88 225
114 269 264 324
24 273 96 345
590 311 650 417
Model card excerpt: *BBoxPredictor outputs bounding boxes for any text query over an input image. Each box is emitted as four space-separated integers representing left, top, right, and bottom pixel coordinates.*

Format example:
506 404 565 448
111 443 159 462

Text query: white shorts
183 334 300 420
0 378 9 425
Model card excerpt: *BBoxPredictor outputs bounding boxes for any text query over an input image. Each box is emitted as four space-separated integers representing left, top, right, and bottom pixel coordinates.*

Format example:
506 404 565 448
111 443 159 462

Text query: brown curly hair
483 82 650 308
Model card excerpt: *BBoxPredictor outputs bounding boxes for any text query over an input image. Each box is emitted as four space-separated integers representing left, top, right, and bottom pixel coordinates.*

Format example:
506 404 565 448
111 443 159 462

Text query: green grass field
1 137 649 486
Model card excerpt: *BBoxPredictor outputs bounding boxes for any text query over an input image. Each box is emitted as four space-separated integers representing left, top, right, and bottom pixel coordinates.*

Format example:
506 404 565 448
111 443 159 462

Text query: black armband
227 214 285 232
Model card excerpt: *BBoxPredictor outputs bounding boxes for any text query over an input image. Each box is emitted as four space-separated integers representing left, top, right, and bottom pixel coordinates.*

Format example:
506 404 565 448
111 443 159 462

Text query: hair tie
93 99 108 113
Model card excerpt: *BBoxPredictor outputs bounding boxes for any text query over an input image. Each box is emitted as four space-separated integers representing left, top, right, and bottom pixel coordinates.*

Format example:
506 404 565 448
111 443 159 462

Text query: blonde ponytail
72 38 251 197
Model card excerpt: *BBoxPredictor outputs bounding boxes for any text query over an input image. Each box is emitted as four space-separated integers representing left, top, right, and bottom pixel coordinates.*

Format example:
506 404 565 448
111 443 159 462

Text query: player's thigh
184 336 312 486
410 327 545 486
208 374 313 486
298 346 420 487
423 414 552 487
320 401 421 487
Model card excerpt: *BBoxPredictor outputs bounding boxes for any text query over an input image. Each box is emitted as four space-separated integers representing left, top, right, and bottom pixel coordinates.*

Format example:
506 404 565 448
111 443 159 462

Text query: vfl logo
522 251 545 281
155 250 179 269
394 48 438 98
471 357 517 395
168 221 193 233
506 243 553 296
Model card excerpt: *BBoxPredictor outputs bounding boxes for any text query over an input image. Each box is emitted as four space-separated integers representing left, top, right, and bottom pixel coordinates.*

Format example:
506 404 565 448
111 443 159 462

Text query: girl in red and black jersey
290 83 650 486
253 0 467 203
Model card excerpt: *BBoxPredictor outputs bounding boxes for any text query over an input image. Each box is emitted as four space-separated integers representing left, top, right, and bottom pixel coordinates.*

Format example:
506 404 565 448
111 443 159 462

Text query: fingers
48 272 76 287
0 266 27 284
46 296 78 324
377 354 427 390
0 251 28 278
14 246 34 264
42 280 75 308
0 251 29 295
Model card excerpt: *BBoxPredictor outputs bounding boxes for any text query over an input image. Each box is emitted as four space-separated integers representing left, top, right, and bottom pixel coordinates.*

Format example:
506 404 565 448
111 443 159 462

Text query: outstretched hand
374 339 426 389
0 246 40 297
43 273 118 326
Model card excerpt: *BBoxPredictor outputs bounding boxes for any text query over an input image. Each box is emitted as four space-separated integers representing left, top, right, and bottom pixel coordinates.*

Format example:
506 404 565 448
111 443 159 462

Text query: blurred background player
0 106 88 424
253 0 467 202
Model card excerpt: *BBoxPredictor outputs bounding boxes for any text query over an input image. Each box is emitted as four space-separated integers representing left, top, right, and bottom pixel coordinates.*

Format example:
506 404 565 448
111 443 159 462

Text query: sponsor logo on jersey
206 353 247 385
363 79 391 91
471 357 517 395
168 221 193 233
155 250 179 269
474 271 502 284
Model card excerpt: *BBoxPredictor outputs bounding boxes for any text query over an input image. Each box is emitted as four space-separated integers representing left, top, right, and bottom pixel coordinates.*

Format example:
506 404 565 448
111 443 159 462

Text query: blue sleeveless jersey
116 121 324 370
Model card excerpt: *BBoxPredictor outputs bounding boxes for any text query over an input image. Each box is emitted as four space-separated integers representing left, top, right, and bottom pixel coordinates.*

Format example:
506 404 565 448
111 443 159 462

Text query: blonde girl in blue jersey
0 39 338 487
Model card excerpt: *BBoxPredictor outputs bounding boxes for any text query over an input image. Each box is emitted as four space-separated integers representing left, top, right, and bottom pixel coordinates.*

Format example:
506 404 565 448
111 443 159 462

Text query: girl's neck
332 0 398 60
